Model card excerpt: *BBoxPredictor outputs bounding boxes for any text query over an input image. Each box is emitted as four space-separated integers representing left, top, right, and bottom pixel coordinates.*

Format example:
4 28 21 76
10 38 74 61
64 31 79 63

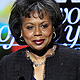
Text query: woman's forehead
30 10 48 18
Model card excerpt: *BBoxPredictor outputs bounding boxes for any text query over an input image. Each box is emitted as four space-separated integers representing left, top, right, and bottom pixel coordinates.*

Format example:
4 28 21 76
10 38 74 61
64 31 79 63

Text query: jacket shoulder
58 45 80 56
57 45 80 62
0 48 26 62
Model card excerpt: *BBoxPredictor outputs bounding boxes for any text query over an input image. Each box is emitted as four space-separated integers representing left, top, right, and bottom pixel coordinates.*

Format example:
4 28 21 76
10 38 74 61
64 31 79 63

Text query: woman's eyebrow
41 21 49 24
24 22 34 26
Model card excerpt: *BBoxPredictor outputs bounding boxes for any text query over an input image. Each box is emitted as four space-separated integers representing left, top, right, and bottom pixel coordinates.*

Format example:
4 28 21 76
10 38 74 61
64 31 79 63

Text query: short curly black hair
9 0 63 45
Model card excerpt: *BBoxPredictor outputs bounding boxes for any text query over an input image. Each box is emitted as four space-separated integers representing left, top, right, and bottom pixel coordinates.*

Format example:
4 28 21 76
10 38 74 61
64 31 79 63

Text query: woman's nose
34 27 42 36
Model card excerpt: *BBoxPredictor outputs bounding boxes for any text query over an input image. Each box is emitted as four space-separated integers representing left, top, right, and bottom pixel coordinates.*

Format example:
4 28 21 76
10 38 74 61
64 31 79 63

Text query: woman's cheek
43 29 53 37
22 30 34 39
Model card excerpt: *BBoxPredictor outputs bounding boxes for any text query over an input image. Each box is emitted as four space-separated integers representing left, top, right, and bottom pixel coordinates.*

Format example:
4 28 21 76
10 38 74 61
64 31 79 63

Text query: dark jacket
0 45 80 80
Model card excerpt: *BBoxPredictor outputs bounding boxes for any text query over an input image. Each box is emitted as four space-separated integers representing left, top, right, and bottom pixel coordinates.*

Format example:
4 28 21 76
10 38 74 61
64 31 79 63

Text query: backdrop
0 0 80 60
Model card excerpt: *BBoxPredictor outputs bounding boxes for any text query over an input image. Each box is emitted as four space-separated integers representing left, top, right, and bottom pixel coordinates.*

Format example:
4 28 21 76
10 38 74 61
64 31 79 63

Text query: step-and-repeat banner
0 0 80 59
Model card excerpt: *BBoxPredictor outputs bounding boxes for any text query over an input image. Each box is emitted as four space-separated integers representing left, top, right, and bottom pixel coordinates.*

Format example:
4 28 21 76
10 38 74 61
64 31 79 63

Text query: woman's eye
41 24 48 29
26 26 34 30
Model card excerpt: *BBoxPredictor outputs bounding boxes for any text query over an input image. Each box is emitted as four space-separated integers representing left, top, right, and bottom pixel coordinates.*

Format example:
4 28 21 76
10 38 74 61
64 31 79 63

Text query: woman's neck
26 45 57 64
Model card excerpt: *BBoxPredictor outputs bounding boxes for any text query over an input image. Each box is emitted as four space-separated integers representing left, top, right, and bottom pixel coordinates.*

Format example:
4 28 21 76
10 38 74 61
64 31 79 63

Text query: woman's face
22 11 54 51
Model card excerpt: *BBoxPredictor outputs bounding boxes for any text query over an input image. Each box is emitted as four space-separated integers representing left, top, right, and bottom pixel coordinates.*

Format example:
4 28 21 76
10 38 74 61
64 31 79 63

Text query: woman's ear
21 30 22 36
53 26 55 32
20 30 25 42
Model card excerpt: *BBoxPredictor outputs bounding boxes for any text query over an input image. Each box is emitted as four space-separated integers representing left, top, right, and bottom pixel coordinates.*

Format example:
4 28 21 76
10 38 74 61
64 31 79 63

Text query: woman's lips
33 39 45 45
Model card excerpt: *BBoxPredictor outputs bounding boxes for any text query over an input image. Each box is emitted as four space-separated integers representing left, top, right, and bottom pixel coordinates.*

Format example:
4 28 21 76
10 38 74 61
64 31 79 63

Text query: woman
0 0 80 80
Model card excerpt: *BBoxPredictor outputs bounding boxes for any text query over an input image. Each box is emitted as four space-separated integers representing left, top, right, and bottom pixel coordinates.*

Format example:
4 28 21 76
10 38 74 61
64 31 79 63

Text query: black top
0 45 80 80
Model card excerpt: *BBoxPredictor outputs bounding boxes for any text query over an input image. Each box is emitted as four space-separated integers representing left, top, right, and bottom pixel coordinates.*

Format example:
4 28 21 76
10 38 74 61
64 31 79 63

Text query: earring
19 35 25 42
53 32 56 39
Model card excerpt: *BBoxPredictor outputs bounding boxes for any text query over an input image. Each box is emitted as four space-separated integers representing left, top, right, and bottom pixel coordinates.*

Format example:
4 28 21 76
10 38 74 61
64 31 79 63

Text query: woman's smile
32 39 45 45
